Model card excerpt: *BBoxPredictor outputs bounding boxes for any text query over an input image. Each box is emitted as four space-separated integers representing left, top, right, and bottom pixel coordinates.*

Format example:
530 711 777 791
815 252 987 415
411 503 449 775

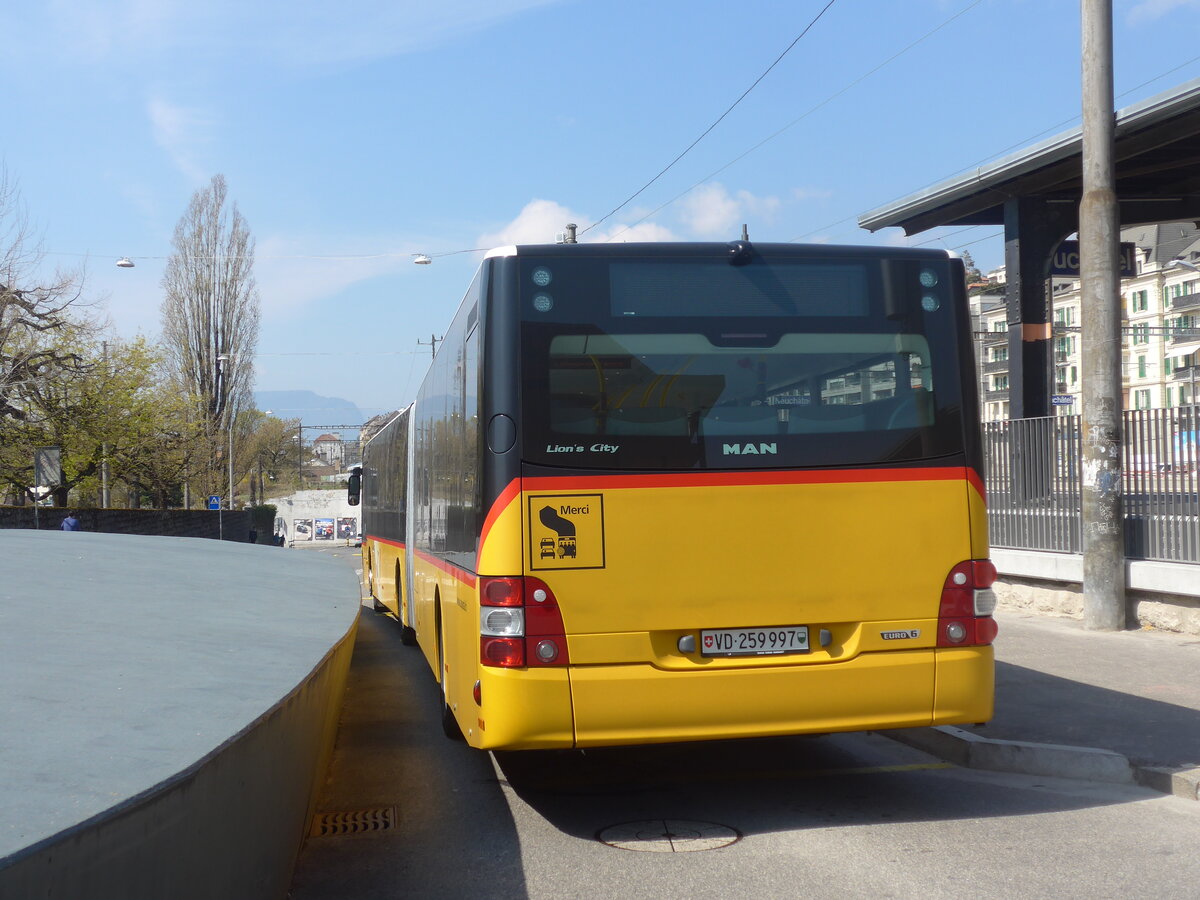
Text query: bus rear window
518 251 967 469
545 333 934 437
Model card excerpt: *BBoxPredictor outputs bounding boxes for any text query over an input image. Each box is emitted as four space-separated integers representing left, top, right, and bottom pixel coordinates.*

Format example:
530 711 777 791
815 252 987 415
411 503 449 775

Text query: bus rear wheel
398 564 417 645
438 619 464 742
366 564 385 612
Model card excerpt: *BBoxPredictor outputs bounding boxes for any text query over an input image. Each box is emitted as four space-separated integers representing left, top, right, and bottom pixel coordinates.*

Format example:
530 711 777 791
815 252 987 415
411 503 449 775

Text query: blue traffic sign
207 495 221 510
1052 394 1075 406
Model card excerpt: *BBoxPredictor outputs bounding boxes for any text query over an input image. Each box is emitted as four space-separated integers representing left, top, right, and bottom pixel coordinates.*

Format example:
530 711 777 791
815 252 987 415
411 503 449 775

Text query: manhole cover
597 819 740 852
310 807 397 837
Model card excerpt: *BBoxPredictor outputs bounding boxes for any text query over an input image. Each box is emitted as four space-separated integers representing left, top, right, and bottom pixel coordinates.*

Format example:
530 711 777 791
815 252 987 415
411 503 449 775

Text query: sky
5 0 1200 425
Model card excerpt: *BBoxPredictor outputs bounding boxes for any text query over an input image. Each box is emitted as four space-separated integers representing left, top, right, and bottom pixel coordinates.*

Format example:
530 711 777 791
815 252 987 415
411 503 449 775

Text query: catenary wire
579 0 840 238
609 0 988 244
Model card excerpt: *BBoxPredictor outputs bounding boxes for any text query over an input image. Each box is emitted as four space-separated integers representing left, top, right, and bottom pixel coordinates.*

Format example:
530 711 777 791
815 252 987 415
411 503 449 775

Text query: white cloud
477 199 582 248
677 183 781 239
1128 0 1200 24
592 221 678 243
253 235 414 317
478 199 680 249
147 96 213 183
29 0 567 67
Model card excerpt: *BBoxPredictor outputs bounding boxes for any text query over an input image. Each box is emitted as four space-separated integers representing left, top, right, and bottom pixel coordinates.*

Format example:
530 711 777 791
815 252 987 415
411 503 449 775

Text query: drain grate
310 806 397 837
597 819 740 853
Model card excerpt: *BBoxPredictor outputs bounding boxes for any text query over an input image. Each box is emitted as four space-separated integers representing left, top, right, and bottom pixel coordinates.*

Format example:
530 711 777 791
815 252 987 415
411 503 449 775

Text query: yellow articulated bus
351 240 996 751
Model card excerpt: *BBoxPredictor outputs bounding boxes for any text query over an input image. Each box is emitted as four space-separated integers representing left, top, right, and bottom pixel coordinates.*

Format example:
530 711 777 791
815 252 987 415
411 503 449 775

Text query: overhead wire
37 24 1200 267
579 0 841 239
822 54 1200 250
610 0 988 243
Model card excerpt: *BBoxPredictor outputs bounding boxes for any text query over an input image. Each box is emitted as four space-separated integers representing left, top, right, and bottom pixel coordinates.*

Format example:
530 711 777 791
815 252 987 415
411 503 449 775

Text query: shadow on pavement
974 659 1200 768
289 609 528 900
493 728 1154 847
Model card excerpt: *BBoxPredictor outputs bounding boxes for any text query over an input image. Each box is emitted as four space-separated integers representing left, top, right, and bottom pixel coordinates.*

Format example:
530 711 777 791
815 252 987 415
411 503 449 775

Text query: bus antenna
728 225 753 266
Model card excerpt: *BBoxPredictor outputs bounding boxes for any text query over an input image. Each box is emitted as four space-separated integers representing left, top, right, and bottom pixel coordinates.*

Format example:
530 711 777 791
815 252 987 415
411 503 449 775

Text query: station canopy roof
859 78 1200 236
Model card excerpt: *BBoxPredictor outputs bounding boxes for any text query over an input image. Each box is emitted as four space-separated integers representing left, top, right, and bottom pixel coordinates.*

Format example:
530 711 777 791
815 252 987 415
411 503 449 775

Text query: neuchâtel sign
1048 241 1135 277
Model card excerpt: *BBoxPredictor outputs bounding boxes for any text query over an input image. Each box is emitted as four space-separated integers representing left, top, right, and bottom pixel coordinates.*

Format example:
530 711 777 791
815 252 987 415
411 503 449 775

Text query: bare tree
161 174 260 432
160 174 260 503
0 167 94 431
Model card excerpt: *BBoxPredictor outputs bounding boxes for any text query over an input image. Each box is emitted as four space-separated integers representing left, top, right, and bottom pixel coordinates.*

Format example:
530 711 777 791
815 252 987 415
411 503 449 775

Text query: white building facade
975 222 1200 421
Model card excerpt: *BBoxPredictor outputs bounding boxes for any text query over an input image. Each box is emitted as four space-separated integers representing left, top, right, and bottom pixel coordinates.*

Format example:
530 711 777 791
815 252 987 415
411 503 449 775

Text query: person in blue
60 511 81 531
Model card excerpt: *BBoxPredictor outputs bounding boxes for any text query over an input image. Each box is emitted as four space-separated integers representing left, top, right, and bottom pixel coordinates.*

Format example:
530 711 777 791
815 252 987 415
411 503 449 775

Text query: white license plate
700 626 810 657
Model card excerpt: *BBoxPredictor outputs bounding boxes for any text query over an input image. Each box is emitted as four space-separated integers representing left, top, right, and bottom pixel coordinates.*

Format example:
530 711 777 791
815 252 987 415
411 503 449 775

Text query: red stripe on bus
965 467 986 501
415 548 478 588
479 478 522 552
521 466 980 492
366 535 406 550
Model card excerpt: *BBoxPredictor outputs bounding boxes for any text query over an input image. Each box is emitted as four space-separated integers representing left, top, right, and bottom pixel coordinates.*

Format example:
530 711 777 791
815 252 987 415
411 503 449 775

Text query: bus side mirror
347 467 361 506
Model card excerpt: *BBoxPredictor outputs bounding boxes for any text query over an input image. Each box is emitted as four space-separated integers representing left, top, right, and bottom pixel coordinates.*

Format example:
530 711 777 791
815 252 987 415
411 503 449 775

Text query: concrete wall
0 506 253 541
993 548 1200 635
271 489 360 546
0 532 360 900
0 631 355 900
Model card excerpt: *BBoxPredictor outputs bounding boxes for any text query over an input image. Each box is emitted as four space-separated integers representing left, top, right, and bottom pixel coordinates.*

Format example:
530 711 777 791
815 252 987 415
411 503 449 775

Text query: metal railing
983 407 1200 563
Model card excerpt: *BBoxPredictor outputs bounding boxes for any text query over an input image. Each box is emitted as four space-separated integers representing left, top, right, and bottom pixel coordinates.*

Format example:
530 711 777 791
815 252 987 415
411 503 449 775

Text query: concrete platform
885 607 1200 799
0 530 361 899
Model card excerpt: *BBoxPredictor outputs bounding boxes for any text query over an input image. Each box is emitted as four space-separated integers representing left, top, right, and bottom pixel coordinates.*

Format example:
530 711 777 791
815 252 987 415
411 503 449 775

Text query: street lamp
216 354 234 510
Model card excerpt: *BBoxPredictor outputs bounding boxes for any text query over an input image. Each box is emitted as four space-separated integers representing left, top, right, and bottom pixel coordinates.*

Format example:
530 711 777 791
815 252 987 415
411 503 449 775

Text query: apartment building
973 222 1200 421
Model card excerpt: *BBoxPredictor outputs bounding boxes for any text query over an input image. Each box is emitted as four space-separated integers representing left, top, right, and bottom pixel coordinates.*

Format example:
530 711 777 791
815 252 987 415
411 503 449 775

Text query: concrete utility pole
1079 0 1126 630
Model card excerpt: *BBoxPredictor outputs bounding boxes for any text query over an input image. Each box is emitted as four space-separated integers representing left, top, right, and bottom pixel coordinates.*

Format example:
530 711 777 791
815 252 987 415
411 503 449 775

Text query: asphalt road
288 546 1200 900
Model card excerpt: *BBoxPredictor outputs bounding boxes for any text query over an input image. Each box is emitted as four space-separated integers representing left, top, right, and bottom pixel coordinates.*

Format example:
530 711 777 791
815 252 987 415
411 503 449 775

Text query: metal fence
983 407 1200 563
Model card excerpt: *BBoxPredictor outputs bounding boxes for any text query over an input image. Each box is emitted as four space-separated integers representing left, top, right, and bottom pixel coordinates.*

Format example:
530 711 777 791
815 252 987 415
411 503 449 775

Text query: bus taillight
482 576 523 607
479 575 569 668
938 560 999 647
482 637 525 667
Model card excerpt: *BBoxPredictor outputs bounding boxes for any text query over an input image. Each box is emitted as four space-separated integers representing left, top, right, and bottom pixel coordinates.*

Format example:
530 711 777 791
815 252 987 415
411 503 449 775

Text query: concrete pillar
1080 0 1126 630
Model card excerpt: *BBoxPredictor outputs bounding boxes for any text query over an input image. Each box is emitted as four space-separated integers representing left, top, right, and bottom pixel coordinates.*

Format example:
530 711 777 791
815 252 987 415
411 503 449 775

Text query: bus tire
366 563 385 612
438 619 464 742
398 563 417 646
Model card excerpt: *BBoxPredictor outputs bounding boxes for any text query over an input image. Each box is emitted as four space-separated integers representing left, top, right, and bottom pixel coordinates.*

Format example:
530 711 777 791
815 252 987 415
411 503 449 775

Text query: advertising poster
315 518 335 540
337 517 357 540
293 518 313 541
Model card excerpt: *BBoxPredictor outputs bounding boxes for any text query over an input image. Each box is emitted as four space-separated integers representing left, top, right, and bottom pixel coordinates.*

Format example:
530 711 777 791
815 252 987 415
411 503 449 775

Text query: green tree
105 344 212 509
0 332 205 508
243 412 303 502
0 167 95 494
961 250 984 284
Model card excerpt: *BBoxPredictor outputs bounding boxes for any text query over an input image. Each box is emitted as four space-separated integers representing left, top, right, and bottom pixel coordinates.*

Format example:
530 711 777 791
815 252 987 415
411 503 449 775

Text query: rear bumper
571 650 924 747
473 647 993 750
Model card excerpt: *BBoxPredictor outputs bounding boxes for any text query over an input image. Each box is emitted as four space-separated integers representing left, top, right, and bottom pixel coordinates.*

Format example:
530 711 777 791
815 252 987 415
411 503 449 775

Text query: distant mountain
254 390 365 439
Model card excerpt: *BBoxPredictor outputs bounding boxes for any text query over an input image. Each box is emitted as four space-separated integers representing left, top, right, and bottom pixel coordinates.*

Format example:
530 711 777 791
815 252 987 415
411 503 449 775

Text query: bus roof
482 242 954 261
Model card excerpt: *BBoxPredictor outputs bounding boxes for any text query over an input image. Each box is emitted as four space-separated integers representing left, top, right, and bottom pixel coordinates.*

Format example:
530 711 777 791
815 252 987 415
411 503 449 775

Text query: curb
1135 765 1200 800
882 726 1137 785
884 727 1200 801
